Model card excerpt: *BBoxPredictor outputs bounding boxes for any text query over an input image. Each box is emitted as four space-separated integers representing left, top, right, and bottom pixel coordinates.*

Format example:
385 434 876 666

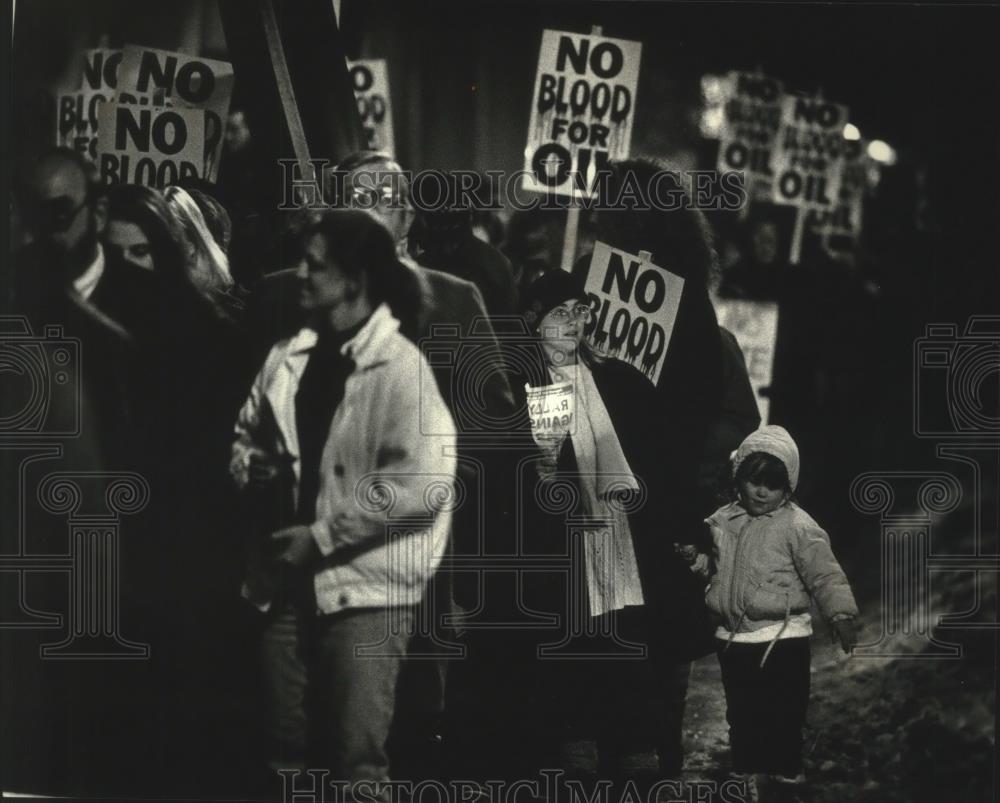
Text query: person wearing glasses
7 151 171 789
14 148 160 344
512 268 665 789
12 149 162 450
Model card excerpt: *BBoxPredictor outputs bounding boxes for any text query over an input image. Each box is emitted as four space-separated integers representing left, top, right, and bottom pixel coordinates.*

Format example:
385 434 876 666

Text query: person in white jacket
230 209 457 795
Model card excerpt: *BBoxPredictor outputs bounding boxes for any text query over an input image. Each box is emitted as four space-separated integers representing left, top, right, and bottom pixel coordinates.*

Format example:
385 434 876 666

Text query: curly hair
596 157 719 286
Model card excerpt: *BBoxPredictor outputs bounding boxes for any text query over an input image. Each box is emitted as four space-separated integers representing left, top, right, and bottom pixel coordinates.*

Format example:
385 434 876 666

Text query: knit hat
731 425 801 491
521 269 588 329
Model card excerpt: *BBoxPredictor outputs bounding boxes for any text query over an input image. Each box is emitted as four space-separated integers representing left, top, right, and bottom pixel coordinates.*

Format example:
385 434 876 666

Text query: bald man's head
23 148 107 277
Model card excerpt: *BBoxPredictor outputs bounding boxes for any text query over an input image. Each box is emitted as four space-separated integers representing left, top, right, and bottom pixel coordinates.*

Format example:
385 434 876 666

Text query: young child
694 425 858 799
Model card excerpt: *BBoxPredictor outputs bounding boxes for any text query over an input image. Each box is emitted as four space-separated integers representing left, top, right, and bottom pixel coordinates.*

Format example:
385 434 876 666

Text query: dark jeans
260 602 413 789
717 637 811 776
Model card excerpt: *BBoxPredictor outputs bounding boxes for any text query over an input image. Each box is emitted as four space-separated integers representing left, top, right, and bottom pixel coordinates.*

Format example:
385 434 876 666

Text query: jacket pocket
745 585 789 620
745 579 810 620
705 580 723 616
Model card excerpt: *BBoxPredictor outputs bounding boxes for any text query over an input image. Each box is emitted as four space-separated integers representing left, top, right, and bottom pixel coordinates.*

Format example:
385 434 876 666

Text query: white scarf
550 362 645 617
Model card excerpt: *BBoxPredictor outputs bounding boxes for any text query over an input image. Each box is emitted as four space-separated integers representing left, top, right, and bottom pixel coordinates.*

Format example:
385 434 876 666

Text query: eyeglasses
545 303 592 323
348 186 402 208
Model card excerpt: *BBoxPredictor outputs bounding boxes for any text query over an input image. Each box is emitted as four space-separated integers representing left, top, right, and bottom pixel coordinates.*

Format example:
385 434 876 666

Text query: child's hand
831 617 858 654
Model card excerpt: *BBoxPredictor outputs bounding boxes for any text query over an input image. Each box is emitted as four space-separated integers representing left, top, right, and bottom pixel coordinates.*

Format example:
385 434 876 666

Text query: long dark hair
597 158 719 285
302 209 423 338
105 183 187 279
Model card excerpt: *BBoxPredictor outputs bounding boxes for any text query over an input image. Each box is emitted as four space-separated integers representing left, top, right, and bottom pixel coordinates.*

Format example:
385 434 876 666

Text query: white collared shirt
72 244 105 301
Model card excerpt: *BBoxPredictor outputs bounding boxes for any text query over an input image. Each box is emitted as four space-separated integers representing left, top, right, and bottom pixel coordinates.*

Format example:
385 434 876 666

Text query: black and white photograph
1 2 998 802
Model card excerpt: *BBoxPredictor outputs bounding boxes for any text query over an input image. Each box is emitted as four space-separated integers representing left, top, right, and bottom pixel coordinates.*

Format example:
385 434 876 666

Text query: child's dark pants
716 636 811 777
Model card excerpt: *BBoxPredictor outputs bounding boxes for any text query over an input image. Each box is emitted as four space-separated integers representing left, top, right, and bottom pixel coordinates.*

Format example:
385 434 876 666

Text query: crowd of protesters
5 142 862 803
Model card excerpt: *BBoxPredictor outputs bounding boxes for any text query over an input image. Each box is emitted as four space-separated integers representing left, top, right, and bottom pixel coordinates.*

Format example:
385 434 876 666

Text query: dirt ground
668 499 999 803
677 621 994 802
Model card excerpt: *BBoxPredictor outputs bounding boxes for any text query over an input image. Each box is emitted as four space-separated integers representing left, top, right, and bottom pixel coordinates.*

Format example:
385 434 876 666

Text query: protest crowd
2 3 998 803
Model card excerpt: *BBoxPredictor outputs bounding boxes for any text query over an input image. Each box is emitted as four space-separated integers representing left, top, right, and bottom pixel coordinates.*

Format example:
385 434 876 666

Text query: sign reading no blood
97 102 205 188
581 242 685 387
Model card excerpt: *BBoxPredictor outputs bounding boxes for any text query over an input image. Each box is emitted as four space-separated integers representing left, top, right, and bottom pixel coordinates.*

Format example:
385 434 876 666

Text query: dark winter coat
511 353 715 662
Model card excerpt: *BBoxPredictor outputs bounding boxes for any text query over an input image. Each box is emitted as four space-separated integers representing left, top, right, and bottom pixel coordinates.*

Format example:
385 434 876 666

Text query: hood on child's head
731 425 800 492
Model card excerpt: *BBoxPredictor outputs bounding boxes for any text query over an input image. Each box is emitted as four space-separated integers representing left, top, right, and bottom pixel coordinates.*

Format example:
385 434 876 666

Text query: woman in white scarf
518 269 664 784
528 291 646 619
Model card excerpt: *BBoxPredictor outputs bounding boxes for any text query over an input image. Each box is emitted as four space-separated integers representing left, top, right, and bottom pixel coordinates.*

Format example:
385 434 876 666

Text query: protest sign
525 380 576 448
96 102 205 188
117 45 233 181
347 59 395 155
54 49 122 160
522 29 641 198
581 242 685 386
79 47 122 92
712 297 779 423
56 90 110 161
770 93 850 211
807 136 870 248
716 71 785 201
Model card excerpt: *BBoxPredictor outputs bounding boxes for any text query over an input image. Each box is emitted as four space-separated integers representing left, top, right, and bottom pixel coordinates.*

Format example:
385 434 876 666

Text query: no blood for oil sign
347 59 395 156
581 241 684 386
770 94 850 211
523 29 641 198
716 71 785 200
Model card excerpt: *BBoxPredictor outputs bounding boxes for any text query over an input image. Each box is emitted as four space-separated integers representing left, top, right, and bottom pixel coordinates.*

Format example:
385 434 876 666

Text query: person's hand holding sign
526 380 574 483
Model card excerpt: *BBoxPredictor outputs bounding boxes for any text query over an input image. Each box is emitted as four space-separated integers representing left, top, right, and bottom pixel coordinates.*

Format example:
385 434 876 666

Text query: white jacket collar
72 242 105 301
286 303 401 370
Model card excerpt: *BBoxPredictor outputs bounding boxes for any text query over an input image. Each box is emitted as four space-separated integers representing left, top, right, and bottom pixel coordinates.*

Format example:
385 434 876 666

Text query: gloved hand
831 617 858 654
